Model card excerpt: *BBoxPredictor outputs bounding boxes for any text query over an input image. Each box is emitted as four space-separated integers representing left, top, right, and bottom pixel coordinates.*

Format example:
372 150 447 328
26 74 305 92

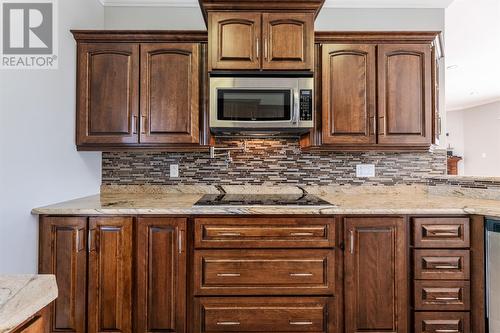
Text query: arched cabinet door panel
378 44 432 146
321 44 376 145
262 13 314 70
140 44 200 144
77 43 139 146
209 12 261 70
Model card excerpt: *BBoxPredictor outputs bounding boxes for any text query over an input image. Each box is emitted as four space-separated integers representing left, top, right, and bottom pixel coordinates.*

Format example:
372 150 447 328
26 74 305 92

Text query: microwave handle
293 91 300 125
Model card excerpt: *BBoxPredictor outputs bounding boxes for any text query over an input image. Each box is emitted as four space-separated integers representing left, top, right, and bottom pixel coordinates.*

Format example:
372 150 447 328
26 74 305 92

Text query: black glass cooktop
194 194 332 206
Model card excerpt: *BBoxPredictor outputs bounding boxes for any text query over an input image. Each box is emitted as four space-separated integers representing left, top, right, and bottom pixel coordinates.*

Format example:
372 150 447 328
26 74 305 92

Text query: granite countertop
0 275 57 333
31 185 500 218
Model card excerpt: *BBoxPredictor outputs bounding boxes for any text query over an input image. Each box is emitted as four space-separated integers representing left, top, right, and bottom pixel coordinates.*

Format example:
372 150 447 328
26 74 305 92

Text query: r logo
2 2 53 54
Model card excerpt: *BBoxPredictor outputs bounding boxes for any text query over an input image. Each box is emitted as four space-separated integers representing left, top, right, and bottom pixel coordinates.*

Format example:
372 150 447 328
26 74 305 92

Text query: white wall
0 0 104 274
104 7 445 31
446 101 500 176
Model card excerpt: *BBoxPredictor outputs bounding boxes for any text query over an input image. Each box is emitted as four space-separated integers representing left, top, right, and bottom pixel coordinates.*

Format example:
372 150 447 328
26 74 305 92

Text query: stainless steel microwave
209 76 314 135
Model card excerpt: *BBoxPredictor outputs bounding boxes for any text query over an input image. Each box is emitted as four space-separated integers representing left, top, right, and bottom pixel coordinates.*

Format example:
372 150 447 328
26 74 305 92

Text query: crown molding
99 0 454 7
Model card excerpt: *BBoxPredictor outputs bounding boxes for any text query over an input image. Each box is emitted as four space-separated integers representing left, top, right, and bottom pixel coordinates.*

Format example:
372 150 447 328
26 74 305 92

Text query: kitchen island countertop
0 275 57 333
32 185 500 218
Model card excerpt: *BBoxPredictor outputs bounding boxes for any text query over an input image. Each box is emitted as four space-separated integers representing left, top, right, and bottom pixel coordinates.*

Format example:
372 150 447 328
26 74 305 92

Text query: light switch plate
170 164 179 178
356 164 375 178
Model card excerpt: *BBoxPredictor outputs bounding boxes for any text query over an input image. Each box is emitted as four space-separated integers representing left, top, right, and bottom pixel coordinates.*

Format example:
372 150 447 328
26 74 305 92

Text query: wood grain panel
209 12 261 70
194 217 335 248
413 217 470 248
136 218 187 333
414 249 470 280
414 312 470 333
378 44 432 146
39 217 86 333
140 43 200 144
262 13 314 70
321 44 376 145
344 217 408 333
194 249 335 296
88 217 133 333
194 297 333 333
77 43 139 145
414 280 470 311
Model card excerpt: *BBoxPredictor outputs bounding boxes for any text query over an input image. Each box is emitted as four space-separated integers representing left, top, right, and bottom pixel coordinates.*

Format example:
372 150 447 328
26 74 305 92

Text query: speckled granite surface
33 185 500 218
0 275 57 333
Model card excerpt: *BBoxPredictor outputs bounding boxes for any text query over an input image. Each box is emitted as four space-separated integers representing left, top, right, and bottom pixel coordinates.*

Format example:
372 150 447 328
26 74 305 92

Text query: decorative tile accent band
102 139 448 186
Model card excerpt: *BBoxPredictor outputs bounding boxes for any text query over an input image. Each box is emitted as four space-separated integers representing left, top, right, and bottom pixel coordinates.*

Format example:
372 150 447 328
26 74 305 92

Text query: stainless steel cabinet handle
217 321 240 326
435 330 459 333
289 273 313 277
264 38 268 60
435 265 459 269
217 232 241 237
435 297 460 301
178 230 184 254
256 38 259 59
132 115 138 134
140 115 146 134
350 230 354 254
431 231 458 236
289 321 313 325
290 232 314 236
217 273 241 277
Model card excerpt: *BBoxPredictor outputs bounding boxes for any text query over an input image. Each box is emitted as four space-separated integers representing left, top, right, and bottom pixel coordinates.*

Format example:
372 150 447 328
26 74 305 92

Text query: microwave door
215 88 295 128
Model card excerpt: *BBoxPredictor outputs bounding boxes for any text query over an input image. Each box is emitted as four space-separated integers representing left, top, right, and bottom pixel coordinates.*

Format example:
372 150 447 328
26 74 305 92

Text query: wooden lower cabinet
344 217 408 333
194 297 334 333
39 215 485 333
39 217 87 333
88 217 133 333
136 217 187 333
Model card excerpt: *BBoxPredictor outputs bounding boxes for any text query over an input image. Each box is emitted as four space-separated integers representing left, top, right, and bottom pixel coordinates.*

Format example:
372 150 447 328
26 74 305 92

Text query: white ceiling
99 0 455 8
445 0 500 111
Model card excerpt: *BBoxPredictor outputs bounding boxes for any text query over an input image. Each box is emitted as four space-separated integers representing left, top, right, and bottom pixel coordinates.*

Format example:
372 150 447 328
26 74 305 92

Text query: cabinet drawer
195 297 332 333
194 250 335 295
414 250 470 280
195 217 335 248
414 312 470 333
413 218 470 248
414 280 470 311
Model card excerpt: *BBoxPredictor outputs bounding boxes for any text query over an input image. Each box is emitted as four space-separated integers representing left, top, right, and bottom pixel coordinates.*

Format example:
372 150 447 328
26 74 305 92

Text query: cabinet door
140 44 200 144
136 218 187 333
209 12 261 70
39 217 87 333
77 43 139 146
344 217 408 333
262 13 314 70
88 217 133 333
378 44 433 146
321 44 376 145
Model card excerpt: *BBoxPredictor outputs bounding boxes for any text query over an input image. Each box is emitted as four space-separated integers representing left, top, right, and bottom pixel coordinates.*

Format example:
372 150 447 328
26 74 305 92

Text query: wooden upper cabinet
378 44 433 146
209 12 261 70
344 217 408 333
262 13 314 70
39 217 87 333
88 217 133 333
209 12 314 71
321 44 376 145
77 43 139 146
136 218 187 333
140 43 200 144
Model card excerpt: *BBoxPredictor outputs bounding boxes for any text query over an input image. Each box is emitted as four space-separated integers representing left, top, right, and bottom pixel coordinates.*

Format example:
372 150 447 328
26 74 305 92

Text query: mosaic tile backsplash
102 139 447 186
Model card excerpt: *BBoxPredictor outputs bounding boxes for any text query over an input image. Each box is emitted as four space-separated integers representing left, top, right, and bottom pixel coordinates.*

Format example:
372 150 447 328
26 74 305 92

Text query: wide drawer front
195 297 331 333
414 250 470 280
414 312 470 333
194 250 335 295
414 280 471 311
413 218 470 248
194 217 335 248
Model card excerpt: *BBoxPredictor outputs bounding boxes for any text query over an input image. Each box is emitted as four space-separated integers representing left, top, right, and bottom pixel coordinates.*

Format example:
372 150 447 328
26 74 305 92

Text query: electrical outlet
170 164 179 178
356 164 375 178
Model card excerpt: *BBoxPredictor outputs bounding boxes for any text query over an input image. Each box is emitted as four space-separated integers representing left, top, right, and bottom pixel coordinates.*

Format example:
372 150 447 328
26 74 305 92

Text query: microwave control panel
299 89 313 121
